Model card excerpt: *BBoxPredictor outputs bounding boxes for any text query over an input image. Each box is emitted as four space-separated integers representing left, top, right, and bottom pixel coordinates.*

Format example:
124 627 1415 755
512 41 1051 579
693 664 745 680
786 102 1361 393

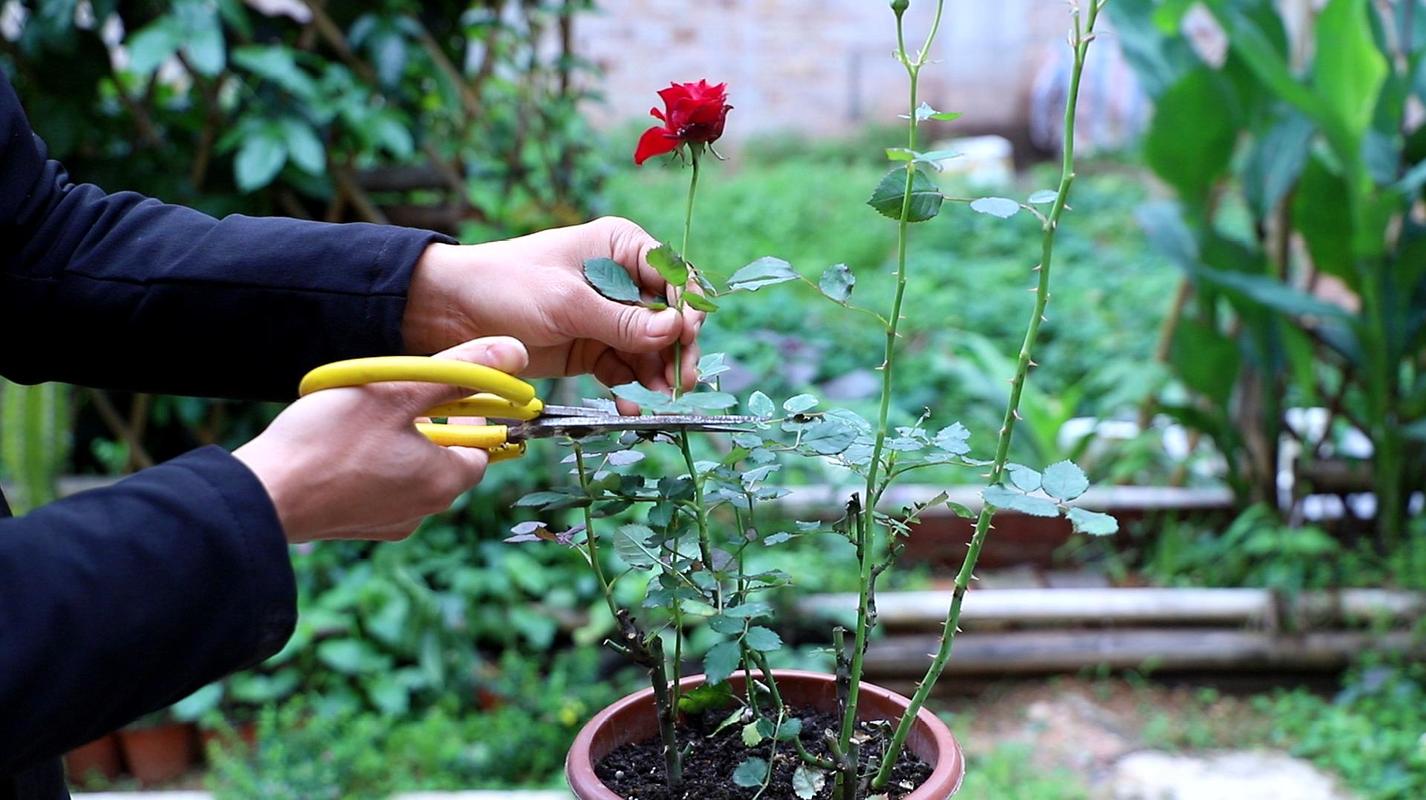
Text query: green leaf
1291 157 1355 284
682 391 738 410
744 626 783 652
1313 0 1388 152
234 129 287 192
915 101 961 122
748 391 775 418
793 764 827 799
802 419 855 455
784 394 818 414
703 640 742 685
762 532 794 546
728 257 799 292
1169 317 1240 406
584 258 643 304
648 244 689 287
1042 461 1089 500
983 486 1060 517
1027 189 1058 205
742 721 764 747
969 197 1020 218
868 168 944 222
611 382 674 411
886 147 915 161
370 113 413 159
233 45 318 99
614 523 658 569
1006 463 1041 492
678 682 734 714
732 756 770 788
684 292 718 313
1239 112 1315 218
126 19 182 77
172 682 224 721
723 601 773 619
1144 67 1238 199
818 263 855 303
934 423 971 455
176 0 225 76
698 353 730 381
316 639 390 674
1068 507 1119 536
279 118 325 175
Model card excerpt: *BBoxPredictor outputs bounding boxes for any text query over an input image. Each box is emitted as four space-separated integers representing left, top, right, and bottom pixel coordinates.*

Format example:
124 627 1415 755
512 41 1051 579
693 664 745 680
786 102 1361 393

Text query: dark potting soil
594 707 933 800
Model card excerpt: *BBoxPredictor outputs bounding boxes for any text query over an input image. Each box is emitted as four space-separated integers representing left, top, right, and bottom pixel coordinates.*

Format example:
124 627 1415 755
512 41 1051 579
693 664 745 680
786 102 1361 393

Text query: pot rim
566 668 964 800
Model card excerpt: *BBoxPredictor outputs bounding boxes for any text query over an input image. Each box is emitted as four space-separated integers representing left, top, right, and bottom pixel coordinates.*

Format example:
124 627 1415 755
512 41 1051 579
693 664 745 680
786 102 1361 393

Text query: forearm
0 447 295 771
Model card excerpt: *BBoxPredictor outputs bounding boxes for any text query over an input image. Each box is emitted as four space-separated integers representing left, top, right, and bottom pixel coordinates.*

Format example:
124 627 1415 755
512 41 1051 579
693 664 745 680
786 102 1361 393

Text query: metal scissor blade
507 413 759 441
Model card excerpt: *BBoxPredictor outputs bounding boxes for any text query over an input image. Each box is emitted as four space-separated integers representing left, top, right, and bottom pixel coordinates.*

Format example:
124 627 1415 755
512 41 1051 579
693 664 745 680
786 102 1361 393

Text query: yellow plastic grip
415 422 510 449
298 356 537 404
424 393 544 421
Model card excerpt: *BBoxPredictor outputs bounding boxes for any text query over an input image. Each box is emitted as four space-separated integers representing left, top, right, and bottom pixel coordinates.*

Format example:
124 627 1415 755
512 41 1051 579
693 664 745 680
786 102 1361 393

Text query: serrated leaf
584 257 643 304
678 682 734 714
728 257 799 292
1006 463 1042 492
982 486 1060 517
684 292 718 313
606 450 645 467
802 419 855 455
784 394 819 414
1027 189 1058 204
868 168 944 222
744 626 783 652
647 243 689 286
741 721 764 747
732 756 770 788
748 391 775 418
793 764 827 799
614 523 658 569
1068 507 1119 536
703 640 742 685
886 147 915 161
698 352 730 381
1042 460 1089 500
933 422 971 455
611 382 674 411
723 601 773 619
818 263 855 303
970 196 1020 218
762 532 794 546
682 391 739 410
710 706 744 736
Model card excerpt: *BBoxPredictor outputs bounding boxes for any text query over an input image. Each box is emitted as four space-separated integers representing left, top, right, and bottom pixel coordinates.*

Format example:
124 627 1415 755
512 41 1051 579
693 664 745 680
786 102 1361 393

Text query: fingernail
484 341 521 367
646 310 679 338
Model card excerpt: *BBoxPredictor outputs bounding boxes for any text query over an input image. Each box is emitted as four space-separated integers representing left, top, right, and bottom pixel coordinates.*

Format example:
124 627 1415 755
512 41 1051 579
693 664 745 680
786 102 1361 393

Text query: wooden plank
797 588 1426 630
862 629 1425 676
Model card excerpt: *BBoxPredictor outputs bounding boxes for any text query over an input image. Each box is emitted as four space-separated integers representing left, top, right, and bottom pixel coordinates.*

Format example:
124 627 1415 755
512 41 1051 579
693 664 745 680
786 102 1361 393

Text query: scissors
298 356 757 462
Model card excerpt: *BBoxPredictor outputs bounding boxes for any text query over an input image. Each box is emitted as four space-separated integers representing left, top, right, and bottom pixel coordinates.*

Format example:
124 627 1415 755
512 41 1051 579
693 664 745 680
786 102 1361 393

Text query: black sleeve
0 447 296 772
0 71 454 402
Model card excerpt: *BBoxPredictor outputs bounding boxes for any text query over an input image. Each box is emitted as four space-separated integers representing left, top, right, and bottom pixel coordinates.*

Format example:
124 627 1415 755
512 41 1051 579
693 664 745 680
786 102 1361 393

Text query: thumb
385 336 531 415
591 301 682 353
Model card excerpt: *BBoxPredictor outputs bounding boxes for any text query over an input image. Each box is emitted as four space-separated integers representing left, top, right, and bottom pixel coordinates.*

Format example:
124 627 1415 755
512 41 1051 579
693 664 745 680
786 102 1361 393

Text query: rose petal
634 125 681 165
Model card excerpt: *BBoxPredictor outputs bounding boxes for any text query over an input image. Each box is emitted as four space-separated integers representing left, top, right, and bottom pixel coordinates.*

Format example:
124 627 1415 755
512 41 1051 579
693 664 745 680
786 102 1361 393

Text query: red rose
633 80 732 165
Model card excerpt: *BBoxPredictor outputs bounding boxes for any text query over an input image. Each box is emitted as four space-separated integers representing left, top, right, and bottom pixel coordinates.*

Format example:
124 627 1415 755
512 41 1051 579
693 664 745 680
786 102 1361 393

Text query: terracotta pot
118 722 196 786
566 669 964 799
63 734 122 784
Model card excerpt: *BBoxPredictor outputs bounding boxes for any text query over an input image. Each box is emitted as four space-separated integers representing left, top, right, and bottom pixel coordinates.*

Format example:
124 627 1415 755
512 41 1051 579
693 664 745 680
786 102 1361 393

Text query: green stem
679 434 720 607
839 5 923 759
871 2 1101 788
673 152 701 399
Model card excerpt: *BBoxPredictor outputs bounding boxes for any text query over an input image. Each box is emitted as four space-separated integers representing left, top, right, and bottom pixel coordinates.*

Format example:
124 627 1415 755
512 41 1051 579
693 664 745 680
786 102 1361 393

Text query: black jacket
0 71 451 797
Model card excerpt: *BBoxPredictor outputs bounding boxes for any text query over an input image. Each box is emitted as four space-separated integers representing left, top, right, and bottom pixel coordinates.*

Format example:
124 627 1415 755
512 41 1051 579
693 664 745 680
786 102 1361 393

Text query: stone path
1110 751 1355 800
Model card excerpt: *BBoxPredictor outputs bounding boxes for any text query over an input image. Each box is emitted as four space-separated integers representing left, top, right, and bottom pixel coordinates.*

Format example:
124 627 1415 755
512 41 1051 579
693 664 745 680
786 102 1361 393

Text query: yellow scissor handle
298 357 541 460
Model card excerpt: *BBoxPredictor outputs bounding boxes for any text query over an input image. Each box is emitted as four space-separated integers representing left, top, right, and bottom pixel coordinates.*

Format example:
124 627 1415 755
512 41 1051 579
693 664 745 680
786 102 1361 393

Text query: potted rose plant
507 2 1116 797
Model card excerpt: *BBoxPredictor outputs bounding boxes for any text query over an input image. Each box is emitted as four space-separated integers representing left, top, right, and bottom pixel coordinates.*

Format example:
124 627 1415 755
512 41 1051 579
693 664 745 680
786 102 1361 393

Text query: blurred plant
0 380 71 513
1112 0 1426 543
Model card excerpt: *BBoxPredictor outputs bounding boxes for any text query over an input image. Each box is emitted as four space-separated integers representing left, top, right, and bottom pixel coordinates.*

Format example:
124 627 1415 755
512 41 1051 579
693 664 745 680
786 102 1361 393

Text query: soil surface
594 707 933 800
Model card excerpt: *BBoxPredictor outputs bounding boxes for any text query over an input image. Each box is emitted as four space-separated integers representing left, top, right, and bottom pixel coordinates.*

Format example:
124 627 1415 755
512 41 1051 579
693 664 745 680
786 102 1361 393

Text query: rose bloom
633 80 732 165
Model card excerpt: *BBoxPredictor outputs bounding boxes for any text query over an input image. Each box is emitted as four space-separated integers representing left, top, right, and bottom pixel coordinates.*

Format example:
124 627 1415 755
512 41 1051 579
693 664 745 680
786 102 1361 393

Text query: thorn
971 574 980 581
1041 315 1048 322
1013 409 1022 420
955 626 963 633
1028 286 1039 292
1028 359 1039 367
1032 264 1042 272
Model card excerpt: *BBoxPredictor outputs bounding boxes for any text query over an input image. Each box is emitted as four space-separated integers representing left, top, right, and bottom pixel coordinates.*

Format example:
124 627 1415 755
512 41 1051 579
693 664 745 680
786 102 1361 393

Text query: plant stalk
871 1 1102 787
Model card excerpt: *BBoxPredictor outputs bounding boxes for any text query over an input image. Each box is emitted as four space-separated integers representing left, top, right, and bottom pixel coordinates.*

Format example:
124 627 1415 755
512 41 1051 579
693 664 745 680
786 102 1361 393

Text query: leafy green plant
512 2 1118 796
1112 0 1426 542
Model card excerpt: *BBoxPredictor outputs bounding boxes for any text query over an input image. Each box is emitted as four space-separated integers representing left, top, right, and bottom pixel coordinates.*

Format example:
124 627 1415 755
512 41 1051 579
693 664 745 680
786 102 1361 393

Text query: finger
441 446 490 488
581 296 683 354
592 348 640 390
381 336 531 416
588 216 664 293
680 285 708 346
632 350 671 394
663 341 701 390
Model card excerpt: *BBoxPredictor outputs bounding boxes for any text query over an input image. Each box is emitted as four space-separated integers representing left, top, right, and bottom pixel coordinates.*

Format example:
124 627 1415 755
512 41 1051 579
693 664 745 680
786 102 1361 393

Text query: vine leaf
1068 507 1119 536
819 263 856 303
982 486 1059 517
584 257 642 304
802 419 856 455
647 243 689 287
703 640 743 685
1042 460 1090 500
732 756 770 788
970 197 1020 218
868 168 944 222
728 257 799 291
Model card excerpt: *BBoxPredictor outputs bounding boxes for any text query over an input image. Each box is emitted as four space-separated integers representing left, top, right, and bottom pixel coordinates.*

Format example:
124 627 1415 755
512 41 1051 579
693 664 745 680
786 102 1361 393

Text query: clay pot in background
566 669 964 800
63 734 123 785
118 722 196 786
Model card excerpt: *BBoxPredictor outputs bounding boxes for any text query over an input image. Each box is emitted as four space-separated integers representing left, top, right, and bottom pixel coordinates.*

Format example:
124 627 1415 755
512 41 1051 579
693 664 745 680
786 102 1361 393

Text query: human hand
234 337 528 543
402 217 704 397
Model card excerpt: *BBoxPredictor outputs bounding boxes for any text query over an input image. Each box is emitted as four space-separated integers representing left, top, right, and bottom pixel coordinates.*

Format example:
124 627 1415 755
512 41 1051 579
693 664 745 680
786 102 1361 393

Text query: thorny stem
749 650 836 770
838 0 935 776
673 152 700 399
871 2 1103 787
574 442 681 788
